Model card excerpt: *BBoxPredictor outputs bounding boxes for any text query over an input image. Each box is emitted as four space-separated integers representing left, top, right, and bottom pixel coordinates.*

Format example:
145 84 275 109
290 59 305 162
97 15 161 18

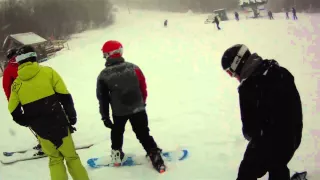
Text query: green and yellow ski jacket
8 62 76 147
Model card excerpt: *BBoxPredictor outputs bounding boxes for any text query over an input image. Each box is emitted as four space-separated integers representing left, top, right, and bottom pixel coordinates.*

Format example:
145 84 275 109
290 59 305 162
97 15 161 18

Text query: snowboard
87 149 188 171
1 143 94 164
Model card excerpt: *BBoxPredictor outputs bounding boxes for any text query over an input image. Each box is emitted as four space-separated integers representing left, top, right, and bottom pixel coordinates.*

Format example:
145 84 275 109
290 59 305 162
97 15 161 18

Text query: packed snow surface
0 8 319 180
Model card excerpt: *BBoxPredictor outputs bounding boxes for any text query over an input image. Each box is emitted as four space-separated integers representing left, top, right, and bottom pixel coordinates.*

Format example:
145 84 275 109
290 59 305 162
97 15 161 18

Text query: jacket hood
18 62 41 81
239 53 263 81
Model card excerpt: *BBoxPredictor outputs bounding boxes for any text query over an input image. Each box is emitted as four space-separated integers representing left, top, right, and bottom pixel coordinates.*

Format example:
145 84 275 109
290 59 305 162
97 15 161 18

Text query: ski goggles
102 48 123 59
225 67 236 77
16 52 37 63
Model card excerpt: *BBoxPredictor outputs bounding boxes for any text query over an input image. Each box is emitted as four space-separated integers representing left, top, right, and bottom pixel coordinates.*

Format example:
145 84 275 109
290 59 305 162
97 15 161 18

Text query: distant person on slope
214 15 221 30
221 44 303 180
292 7 298 20
96 40 165 173
8 45 89 180
268 10 274 20
164 19 168 27
2 47 43 153
235 12 239 21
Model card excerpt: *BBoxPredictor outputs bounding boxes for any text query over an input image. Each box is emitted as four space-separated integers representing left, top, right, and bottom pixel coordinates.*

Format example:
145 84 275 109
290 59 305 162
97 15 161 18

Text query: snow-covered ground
0 8 320 180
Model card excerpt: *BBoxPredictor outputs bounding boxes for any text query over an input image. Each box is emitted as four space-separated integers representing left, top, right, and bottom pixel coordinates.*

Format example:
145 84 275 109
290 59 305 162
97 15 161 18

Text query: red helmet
101 40 123 58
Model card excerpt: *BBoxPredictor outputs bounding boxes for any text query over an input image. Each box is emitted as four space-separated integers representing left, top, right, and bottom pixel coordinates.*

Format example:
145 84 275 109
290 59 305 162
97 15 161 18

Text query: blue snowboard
87 149 188 168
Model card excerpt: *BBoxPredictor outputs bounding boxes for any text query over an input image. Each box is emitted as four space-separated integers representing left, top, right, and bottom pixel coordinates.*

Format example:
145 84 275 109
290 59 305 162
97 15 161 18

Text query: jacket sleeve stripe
134 68 147 103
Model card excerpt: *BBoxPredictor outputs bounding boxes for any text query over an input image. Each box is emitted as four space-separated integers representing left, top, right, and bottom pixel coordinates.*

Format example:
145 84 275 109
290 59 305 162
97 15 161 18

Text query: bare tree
0 0 114 49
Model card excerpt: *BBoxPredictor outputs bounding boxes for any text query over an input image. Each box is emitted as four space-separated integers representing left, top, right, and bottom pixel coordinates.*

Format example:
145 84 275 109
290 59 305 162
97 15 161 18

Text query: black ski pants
215 22 221 30
237 135 298 180
111 110 158 154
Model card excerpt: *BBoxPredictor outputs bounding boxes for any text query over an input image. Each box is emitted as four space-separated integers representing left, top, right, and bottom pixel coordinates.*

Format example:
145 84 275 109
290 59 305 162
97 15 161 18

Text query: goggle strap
230 45 248 72
103 48 123 59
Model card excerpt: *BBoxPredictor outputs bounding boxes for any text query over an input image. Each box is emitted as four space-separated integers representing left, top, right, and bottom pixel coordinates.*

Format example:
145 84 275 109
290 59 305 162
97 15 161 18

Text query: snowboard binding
147 148 166 173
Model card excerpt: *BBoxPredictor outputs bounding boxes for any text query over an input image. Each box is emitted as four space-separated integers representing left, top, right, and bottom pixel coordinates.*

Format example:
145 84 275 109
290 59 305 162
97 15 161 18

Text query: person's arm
134 67 147 103
8 80 28 127
51 68 77 124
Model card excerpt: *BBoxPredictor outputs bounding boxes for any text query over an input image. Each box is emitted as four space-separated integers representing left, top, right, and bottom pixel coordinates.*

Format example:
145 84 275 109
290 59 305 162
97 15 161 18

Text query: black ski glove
69 124 77 133
68 117 77 125
102 118 113 129
16 120 29 127
13 116 29 127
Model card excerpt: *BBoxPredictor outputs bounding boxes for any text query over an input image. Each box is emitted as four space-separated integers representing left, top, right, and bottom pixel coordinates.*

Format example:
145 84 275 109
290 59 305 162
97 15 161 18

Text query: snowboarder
235 11 239 21
214 15 221 30
268 10 274 20
2 47 43 153
8 45 89 180
164 19 168 27
96 40 165 173
292 7 298 20
221 44 303 180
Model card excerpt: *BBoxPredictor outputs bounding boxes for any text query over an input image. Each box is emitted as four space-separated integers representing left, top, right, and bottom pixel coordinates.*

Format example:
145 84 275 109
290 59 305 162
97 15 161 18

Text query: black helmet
15 45 37 65
221 44 251 77
6 48 18 60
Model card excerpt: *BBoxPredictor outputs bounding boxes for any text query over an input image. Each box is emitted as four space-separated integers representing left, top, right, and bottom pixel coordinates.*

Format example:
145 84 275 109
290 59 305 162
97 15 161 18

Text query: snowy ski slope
0 7 319 180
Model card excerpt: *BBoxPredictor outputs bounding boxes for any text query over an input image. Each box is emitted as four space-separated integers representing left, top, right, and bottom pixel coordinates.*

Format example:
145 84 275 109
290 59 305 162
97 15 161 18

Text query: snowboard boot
111 149 125 167
147 148 166 173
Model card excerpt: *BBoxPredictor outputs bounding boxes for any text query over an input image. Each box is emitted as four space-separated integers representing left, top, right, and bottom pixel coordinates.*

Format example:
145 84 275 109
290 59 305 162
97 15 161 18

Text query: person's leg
129 111 165 171
111 115 129 150
237 140 268 180
58 131 90 180
128 111 158 153
216 23 221 30
38 136 68 180
267 137 296 180
111 115 129 165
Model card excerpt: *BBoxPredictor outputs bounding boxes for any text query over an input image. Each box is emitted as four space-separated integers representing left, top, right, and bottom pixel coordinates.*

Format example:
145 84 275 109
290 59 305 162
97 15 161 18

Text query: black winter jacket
238 57 303 149
96 57 146 118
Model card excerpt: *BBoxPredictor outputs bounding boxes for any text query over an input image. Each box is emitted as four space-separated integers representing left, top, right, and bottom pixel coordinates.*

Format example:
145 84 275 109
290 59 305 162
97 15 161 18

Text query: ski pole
29 127 37 138
29 127 40 143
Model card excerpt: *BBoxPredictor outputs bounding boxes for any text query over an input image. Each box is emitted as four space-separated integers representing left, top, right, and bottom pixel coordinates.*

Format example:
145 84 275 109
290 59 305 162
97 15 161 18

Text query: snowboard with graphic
87 149 188 170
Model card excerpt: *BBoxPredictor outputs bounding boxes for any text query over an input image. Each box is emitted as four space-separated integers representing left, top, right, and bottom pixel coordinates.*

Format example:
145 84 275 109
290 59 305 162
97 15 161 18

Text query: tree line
0 0 114 49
